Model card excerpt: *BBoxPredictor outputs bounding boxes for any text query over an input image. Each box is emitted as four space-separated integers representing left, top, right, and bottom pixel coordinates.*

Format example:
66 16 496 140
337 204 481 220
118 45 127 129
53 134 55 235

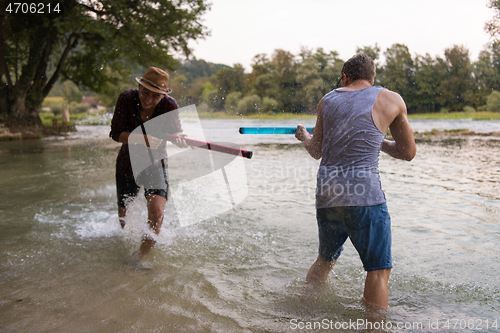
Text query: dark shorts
316 203 392 271
116 171 168 208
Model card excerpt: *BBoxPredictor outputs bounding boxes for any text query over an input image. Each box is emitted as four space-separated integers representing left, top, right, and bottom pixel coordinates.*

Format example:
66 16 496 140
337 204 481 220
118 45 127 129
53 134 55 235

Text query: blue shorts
116 172 168 208
316 203 392 271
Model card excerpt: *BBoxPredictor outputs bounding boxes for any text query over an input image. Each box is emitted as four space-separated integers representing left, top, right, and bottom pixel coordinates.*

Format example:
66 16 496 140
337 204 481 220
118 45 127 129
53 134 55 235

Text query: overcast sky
188 0 496 71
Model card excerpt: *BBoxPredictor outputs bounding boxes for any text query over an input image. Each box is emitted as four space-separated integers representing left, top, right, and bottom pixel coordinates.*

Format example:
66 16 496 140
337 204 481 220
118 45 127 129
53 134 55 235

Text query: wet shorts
316 203 392 271
116 172 168 208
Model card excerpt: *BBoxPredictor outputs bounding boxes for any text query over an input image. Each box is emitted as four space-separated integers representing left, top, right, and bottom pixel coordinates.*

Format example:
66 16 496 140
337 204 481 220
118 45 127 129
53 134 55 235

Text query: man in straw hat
110 67 187 262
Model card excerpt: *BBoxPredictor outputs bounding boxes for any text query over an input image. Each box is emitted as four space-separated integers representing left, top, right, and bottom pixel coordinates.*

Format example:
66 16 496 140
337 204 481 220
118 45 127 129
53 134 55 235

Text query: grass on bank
407 111 500 120
39 109 91 126
40 95 500 124
42 96 64 108
39 110 500 123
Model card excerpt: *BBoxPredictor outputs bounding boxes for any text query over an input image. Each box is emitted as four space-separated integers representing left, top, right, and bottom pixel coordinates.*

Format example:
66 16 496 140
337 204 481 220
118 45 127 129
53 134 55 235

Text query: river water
1 118 499 332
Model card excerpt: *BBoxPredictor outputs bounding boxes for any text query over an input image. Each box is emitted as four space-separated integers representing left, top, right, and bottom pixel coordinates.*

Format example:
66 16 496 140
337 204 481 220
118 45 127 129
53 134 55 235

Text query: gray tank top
316 86 386 208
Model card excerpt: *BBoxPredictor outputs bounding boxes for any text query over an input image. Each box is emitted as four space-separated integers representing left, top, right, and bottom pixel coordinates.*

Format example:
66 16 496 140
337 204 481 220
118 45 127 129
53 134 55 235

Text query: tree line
2 0 500 128
167 43 500 115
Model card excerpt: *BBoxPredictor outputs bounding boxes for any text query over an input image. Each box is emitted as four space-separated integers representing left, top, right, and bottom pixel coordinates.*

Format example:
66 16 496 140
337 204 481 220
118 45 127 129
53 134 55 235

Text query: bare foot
128 251 152 270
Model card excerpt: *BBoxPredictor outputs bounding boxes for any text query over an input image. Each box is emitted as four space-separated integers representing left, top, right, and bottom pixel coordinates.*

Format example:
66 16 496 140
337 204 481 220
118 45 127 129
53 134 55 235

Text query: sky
188 0 496 71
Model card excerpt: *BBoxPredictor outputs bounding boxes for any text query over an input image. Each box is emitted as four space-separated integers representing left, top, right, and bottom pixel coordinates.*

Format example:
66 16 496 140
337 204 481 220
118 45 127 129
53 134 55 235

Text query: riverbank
2 111 500 140
196 111 317 120
408 111 500 120
1 123 77 140
198 111 500 120
0 124 22 141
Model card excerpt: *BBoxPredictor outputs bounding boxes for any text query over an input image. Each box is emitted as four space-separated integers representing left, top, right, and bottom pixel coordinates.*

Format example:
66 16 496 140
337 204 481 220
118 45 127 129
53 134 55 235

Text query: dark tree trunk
3 21 78 129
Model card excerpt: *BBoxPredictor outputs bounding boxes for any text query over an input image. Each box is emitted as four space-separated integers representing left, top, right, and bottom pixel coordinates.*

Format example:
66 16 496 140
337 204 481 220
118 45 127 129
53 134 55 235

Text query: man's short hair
342 54 376 82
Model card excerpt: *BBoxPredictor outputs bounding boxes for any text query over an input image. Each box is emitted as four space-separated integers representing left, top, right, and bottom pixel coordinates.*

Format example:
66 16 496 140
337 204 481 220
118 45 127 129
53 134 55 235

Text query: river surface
1 118 500 332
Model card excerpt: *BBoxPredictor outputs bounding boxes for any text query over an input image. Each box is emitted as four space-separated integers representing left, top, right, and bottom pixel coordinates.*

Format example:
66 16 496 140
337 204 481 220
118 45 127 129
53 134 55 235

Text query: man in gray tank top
295 54 416 308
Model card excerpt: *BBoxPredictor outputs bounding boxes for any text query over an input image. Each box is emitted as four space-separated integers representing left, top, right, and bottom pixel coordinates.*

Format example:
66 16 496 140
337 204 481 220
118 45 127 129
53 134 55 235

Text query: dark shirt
110 89 183 179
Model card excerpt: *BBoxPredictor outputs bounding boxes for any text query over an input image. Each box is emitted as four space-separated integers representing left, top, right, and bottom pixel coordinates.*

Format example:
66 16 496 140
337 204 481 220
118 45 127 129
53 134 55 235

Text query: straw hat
135 67 172 94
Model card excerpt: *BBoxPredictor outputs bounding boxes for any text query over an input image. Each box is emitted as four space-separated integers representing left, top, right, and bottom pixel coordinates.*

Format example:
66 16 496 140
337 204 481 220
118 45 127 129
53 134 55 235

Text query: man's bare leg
362 268 391 308
118 207 127 228
305 255 336 283
137 194 166 259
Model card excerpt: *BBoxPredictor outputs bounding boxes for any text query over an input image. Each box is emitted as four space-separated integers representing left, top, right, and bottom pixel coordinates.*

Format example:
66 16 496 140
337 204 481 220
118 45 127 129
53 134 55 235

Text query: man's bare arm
381 94 416 161
296 98 323 159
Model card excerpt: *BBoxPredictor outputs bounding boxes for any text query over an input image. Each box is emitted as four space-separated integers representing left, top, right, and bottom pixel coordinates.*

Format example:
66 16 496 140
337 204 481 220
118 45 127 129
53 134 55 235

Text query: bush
486 91 500 112
197 103 211 113
50 104 63 116
42 97 64 108
63 80 83 104
203 89 224 111
237 95 261 115
261 97 279 113
68 102 91 114
463 105 475 112
224 92 242 112
200 82 215 100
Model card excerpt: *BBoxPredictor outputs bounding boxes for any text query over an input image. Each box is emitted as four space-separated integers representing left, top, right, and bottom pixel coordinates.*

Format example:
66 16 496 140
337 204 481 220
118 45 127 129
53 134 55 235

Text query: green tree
237 94 261 115
174 58 228 84
62 80 82 104
224 91 242 112
486 90 500 111
272 49 300 112
249 54 274 77
438 45 474 111
251 73 279 100
0 0 210 128
94 65 138 109
247 54 278 99
213 64 246 98
167 59 228 107
168 74 190 105
471 49 499 108
413 54 444 113
356 44 381 63
297 47 341 112
182 76 212 106
261 97 279 113
203 89 225 111
486 0 500 38
380 44 417 111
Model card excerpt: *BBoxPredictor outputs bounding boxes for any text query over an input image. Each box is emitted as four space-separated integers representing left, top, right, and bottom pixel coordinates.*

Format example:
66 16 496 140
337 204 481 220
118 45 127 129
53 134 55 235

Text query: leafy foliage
486 90 500 111
0 0 210 126
486 0 500 37
237 95 261 115
180 43 500 115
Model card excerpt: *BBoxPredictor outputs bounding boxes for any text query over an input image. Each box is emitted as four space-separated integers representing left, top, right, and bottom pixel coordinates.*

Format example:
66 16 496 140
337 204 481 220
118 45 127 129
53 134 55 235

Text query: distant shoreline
196 111 500 120
196 112 317 120
407 112 500 120
4 111 499 141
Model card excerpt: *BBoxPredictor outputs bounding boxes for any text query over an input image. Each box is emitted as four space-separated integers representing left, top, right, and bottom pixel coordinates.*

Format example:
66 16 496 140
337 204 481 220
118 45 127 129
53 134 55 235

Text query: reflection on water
0 121 499 332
